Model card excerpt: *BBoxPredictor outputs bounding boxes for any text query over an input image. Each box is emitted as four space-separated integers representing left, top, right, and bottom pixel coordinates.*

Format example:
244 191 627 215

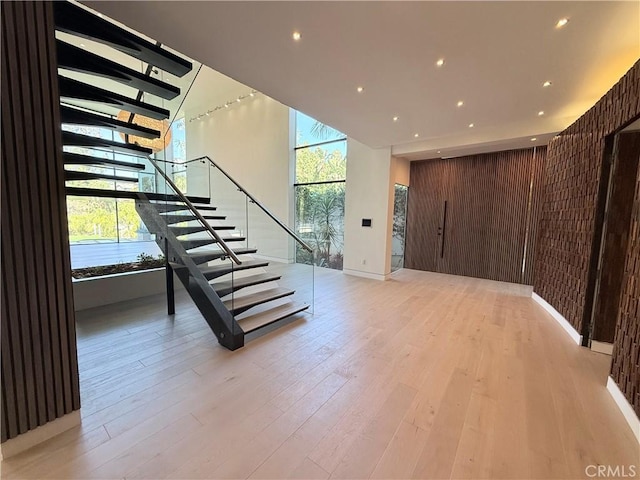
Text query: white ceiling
84 1 639 160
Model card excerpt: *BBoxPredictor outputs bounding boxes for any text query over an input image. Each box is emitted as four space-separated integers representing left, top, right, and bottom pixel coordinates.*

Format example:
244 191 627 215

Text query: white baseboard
343 268 389 281
531 292 582 345
591 340 614 355
606 377 640 443
0 410 81 460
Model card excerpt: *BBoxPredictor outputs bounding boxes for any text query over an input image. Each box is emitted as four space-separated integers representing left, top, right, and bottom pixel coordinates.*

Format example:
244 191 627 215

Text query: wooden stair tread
62 130 151 157
223 287 294 314
60 105 160 139
192 205 217 211
163 214 226 224
237 302 310 334
152 202 215 213
180 237 245 250
170 225 207 236
188 247 257 264
63 152 145 171
58 76 170 120
200 260 269 280
213 273 281 297
169 223 235 232
65 170 138 183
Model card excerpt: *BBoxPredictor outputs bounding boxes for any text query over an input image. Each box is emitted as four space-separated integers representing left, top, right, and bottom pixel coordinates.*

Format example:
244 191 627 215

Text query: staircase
55 1 312 350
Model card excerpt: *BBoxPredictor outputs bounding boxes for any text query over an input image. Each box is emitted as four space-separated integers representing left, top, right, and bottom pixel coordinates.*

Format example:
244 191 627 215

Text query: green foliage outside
72 253 165 279
294 142 346 270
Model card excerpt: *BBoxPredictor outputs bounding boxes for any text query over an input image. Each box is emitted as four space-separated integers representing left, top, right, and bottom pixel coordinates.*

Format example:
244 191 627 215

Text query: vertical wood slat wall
533 60 640 416
404 147 546 285
1 1 80 442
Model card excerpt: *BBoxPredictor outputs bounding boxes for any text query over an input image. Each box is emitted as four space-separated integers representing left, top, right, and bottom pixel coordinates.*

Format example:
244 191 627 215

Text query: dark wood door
405 159 449 272
404 148 545 285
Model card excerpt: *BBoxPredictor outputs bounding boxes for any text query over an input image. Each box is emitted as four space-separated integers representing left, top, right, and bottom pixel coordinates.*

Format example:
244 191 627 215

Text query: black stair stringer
135 195 244 350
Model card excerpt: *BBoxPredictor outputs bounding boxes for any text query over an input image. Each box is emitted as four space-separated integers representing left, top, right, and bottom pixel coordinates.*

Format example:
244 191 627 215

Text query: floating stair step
163 214 226 224
65 170 138 183
63 152 145 171
237 302 310 334
213 273 281 297
163 214 197 224
59 76 170 120
224 287 295 316
154 202 216 213
54 2 193 77
188 247 257 265
199 260 269 281
153 203 189 213
180 237 245 250
60 105 160 139
170 225 207 236
65 187 209 203
57 40 180 100
192 205 218 212
62 131 152 157
170 225 235 235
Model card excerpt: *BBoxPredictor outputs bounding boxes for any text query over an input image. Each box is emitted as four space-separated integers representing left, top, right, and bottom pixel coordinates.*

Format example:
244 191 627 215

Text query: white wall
343 139 393 280
185 95 293 262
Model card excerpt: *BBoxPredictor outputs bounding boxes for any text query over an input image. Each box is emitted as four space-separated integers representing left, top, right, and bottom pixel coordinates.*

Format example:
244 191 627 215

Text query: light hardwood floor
1 267 638 479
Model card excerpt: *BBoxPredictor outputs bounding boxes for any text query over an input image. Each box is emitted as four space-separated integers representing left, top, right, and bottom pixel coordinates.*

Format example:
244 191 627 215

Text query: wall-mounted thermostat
362 218 372 227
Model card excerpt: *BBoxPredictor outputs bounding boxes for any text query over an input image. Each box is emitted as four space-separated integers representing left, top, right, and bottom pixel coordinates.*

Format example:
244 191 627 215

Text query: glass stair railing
145 155 314 348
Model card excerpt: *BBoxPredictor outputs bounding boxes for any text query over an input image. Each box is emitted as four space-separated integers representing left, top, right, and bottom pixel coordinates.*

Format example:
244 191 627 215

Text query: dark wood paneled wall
1 1 80 442
405 147 546 285
533 60 640 416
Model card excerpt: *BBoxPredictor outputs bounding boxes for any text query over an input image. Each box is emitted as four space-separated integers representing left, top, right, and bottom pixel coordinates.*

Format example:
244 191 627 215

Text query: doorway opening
391 184 408 272
586 117 640 353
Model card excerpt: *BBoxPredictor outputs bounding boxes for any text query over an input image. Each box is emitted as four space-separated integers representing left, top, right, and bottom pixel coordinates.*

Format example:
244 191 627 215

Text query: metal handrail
148 157 242 265
191 155 314 253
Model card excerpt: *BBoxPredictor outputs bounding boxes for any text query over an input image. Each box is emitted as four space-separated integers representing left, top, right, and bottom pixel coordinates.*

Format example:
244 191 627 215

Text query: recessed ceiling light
79 43 86 48
531 137 537 141
437 150 441 154
543 81 552 87
250 92 255 97
393 116 399 122
292 31 302 41
538 111 545 116
457 101 464 107
356 86 364 93
469 123 474 128
414 133 420 138
556 18 569 28
436 58 445 67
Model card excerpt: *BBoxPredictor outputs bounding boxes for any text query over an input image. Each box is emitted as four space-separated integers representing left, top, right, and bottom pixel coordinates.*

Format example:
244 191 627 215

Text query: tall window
63 124 146 245
63 117 186 268
294 111 346 270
